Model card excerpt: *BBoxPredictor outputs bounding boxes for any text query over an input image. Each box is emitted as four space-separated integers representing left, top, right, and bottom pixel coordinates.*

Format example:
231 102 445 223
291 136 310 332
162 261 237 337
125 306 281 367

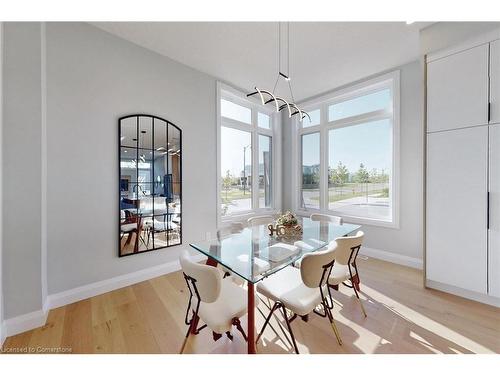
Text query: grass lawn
220 188 264 204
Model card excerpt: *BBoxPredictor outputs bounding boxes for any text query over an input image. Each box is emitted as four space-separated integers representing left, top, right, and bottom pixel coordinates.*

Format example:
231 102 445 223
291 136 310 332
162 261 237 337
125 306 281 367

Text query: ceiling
92 22 432 102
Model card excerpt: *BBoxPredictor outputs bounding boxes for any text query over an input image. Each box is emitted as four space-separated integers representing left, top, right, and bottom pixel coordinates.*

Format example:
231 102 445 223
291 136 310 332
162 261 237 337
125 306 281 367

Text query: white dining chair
310 213 343 225
328 231 367 317
256 242 342 353
216 222 245 279
179 250 257 353
247 215 274 226
216 221 245 240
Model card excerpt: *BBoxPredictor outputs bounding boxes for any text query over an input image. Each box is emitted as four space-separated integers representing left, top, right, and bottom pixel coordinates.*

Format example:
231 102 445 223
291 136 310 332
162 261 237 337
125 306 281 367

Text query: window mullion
251 109 259 211
320 106 328 211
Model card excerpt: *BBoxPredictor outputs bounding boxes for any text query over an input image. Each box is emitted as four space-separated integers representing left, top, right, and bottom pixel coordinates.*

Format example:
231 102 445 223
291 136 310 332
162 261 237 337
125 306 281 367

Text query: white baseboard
0 321 5 347
360 246 423 270
47 254 205 310
426 279 500 308
2 309 48 339
2 254 205 340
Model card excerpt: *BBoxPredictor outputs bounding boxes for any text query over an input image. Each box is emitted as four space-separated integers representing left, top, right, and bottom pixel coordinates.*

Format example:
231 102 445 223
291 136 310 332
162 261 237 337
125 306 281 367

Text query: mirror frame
118 114 183 257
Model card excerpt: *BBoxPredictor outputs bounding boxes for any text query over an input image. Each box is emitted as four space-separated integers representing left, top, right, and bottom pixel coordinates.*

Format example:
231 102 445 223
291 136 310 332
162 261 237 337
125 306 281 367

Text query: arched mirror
119 114 182 257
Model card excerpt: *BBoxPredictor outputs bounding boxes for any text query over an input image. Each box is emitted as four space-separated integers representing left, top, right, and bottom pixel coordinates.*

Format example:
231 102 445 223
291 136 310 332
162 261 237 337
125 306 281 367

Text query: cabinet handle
487 191 490 230
488 102 491 123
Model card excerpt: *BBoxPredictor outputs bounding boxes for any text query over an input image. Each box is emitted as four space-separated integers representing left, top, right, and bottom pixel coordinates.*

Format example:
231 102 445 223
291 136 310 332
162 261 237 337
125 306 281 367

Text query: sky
220 126 252 177
220 89 392 177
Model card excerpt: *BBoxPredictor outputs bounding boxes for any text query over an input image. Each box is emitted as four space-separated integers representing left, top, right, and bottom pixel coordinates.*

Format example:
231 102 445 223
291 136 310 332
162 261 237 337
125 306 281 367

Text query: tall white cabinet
426 37 500 305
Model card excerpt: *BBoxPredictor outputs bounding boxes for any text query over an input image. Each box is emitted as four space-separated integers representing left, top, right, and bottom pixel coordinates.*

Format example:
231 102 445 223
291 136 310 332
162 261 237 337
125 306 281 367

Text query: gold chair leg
179 332 190 354
351 279 368 318
330 320 343 346
326 308 343 346
358 298 367 318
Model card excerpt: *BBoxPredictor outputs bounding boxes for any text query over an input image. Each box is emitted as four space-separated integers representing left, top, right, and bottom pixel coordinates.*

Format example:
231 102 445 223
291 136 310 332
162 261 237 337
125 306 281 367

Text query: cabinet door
489 125 500 297
427 44 489 132
490 40 500 124
426 126 488 294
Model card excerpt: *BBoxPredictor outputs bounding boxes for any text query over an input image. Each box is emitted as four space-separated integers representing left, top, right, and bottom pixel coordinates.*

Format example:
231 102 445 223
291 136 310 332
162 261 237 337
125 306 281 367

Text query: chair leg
179 329 190 354
352 280 367 317
256 305 293 348
352 274 361 291
256 301 279 343
352 263 361 291
325 304 343 346
281 305 299 354
180 315 195 354
232 317 247 341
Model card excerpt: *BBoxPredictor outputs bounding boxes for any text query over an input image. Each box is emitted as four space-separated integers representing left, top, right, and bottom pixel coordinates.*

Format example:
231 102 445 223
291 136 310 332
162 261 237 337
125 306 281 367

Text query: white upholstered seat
310 213 343 225
257 266 325 316
196 278 251 334
327 231 367 317
256 243 342 353
179 250 257 353
329 263 357 285
120 223 137 232
247 215 274 226
216 222 245 279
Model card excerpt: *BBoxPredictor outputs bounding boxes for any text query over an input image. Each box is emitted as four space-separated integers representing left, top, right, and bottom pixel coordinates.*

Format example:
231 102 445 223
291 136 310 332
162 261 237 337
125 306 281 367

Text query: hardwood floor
2 257 499 354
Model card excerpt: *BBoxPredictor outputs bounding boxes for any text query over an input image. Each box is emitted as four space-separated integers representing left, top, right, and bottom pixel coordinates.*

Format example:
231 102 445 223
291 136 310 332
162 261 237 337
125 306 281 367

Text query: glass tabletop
189 217 361 284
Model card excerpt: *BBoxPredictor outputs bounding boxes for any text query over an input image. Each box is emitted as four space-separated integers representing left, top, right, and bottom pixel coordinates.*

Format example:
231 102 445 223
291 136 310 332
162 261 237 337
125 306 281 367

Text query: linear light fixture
247 22 310 122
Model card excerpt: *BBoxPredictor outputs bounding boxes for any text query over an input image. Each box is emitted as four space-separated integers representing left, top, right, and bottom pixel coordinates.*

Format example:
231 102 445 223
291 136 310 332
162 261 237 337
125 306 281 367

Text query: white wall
0 21 5 345
46 23 218 294
282 61 424 264
2 22 44 319
420 22 500 55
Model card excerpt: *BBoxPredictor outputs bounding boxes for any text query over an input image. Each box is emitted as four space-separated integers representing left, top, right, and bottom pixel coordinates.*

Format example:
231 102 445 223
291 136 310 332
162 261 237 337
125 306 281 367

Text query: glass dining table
189 217 361 354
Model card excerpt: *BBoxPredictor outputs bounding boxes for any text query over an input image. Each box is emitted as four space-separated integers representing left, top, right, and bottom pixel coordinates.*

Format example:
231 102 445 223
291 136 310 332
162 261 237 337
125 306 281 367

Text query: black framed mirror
119 114 182 257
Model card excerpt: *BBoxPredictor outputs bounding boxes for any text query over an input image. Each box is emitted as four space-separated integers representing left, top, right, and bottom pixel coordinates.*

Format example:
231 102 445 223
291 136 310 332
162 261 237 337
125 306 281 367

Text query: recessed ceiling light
406 21 415 25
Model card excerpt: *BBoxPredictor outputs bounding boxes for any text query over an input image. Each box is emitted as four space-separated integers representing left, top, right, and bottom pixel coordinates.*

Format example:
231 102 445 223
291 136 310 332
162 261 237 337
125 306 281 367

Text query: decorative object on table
268 211 303 238
246 22 311 123
119 114 182 257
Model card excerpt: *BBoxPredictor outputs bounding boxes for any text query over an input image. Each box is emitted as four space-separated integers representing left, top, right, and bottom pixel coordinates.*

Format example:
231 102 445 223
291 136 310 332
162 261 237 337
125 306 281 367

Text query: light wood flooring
2 257 499 354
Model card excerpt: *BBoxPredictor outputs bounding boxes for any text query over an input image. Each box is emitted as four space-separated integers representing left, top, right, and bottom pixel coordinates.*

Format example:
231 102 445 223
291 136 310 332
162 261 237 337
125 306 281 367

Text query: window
328 89 391 121
221 127 252 215
218 85 278 219
221 99 252 124
258 135 272 207
296 71 399 226
328 119 392 221
303 109 321 127
301 132 320 209
258 112 270 129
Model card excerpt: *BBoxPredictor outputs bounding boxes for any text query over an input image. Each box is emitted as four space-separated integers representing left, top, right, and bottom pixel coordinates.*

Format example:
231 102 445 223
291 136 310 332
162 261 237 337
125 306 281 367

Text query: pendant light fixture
247 22 310 122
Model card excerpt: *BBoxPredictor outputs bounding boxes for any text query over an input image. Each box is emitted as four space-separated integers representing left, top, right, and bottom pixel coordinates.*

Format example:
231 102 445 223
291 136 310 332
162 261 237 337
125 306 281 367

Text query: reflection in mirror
120 117 137 148
138 116 153 149
119 115 182 257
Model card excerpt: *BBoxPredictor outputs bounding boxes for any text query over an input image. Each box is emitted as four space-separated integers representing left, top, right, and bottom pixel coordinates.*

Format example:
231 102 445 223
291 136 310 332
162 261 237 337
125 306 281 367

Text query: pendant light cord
272 22 281 94
287 22 296 103
272 21 295 103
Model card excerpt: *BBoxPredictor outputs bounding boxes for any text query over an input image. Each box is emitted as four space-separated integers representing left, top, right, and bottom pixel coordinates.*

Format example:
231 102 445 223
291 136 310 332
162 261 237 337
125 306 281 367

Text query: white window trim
291 70 400 229
216 82 282 226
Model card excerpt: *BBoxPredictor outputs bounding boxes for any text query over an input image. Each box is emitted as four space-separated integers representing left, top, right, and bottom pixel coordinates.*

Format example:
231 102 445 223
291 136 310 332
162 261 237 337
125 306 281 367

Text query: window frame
217 82 281 225
292 70 400 228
